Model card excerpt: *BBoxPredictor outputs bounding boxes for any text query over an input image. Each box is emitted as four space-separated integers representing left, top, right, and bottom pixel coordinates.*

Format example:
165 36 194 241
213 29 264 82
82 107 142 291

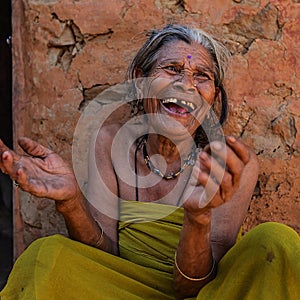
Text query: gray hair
126 24 231 125
127 24 231 88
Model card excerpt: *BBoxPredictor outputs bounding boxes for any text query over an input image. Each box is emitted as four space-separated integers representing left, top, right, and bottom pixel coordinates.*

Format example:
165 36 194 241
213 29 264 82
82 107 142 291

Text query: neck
146 134 194 164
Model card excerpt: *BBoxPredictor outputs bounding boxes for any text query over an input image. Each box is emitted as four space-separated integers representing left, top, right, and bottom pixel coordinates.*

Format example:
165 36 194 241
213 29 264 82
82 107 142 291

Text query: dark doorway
0 0 13 290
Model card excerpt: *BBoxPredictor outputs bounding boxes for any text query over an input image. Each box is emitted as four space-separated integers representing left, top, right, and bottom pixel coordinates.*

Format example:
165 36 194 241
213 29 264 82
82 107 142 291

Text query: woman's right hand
182 136 251 222
0 137 80 202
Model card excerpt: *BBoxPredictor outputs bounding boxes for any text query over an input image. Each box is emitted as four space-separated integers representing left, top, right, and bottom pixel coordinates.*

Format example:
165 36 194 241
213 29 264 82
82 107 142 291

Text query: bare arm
84 125 121 255
0 137 117 254
173 136 259 299
211 147 259 261
56 192 117 254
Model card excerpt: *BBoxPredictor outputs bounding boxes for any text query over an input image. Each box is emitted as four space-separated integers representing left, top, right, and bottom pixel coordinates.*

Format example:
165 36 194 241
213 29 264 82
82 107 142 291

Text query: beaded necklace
134 134 197 201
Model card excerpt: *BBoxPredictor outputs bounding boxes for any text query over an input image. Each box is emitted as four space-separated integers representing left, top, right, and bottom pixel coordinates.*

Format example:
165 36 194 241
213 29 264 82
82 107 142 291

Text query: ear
134 68 143 78
210 86 222 120
212 86 222 110
214 87 220 100
213 85 228 124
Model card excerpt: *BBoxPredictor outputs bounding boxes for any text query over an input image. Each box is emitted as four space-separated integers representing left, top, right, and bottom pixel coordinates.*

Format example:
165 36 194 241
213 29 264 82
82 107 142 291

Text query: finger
197 190 211 208
188 159 201 186
15 168 34 194
225 136 250 164
0 139 12 169
199 151 226 185
207 140 245 188
197 172 222 208
219 171 234 201
0 151 9 173
199 151 235 199
222 145 244 187
15 168 45 197
205 137 250 166
18 137 53 158
14 167 28 189
206 141 227 163
2 150 20 178
203 173 234 206
203 141 228 174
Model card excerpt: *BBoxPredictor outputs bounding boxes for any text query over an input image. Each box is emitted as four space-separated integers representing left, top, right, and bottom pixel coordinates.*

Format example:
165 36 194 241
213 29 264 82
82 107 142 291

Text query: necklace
141 135 197 180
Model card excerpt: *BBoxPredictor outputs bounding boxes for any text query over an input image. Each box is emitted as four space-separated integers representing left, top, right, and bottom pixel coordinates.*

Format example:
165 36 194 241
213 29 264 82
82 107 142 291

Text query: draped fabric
1 201 299 300
118 201 183 274
196 222 300 300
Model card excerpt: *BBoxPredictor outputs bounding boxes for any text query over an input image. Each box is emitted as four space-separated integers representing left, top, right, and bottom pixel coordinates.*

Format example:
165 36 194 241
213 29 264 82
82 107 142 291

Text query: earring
129 99 144 116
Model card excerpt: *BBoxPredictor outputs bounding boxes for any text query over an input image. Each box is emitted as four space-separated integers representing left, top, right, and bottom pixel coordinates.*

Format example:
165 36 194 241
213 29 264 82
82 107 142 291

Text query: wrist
184 209 212 226
55 191 84 214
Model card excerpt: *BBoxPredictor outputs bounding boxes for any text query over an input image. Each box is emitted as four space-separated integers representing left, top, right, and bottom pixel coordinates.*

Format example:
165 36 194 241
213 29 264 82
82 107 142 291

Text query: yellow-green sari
1 201 299 299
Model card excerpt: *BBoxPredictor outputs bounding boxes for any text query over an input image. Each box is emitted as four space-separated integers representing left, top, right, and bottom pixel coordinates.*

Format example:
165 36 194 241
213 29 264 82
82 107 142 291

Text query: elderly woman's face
142 40 217 140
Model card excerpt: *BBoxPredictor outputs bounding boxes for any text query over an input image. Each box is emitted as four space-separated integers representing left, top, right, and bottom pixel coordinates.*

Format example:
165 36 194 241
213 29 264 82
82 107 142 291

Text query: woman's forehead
156 40 214 67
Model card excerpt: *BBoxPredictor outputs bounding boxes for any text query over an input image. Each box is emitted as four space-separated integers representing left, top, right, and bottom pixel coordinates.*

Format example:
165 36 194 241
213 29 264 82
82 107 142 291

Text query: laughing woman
0 24 299 300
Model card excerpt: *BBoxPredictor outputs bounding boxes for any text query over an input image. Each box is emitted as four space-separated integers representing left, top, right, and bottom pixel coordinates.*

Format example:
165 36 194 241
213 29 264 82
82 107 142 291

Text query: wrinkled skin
0 40 259 300
0 137 80 202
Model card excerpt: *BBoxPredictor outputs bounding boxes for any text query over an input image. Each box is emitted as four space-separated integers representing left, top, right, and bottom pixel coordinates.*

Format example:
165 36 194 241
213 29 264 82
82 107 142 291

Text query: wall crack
224 3 283 55
47 13 113 72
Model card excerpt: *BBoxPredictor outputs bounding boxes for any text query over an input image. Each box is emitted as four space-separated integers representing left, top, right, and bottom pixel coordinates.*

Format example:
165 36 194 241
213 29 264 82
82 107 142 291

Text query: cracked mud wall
12 0 300 255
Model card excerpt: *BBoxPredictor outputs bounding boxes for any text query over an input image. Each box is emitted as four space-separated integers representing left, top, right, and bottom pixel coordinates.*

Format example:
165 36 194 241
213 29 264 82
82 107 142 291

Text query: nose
173 71 197 94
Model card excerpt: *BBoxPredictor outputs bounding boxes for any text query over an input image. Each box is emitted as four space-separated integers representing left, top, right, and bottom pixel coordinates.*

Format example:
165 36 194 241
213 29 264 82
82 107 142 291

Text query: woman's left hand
182 136 250 218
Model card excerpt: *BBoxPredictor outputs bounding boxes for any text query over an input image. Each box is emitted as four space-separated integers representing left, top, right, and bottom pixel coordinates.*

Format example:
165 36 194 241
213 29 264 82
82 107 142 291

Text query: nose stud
187 54 192 59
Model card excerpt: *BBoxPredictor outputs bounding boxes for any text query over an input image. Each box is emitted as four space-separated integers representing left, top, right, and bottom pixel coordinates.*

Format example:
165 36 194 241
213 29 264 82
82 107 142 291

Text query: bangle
174 251 216 281
94 220 104 248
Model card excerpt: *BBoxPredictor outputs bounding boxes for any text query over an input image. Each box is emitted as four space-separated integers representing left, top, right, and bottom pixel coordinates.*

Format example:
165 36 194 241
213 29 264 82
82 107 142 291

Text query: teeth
187 102 196 111
162 98 177 104
161 98 196 111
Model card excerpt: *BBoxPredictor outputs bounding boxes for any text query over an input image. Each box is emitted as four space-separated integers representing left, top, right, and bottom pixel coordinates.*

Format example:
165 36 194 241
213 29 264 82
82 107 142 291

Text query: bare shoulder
95 122 141 144
93 123 123 159
96 123 123 145
95 121 146 160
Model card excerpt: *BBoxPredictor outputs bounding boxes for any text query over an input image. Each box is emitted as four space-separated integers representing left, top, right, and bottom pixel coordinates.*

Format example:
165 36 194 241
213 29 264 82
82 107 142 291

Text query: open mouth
161 98 197 115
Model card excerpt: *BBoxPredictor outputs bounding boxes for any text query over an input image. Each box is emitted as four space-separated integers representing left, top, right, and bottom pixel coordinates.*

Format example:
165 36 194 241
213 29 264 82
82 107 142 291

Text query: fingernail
227 136 236 143
200 151 208 160
2 151 8 160
212 142 222 151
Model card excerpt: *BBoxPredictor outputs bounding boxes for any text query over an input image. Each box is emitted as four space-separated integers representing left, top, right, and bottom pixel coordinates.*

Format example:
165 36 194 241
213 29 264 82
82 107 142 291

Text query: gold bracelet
94 220 104 248
174 251 216 281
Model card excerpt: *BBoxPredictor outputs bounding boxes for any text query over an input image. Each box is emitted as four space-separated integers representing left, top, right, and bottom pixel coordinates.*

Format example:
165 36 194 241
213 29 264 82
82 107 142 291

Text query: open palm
0 137 79 201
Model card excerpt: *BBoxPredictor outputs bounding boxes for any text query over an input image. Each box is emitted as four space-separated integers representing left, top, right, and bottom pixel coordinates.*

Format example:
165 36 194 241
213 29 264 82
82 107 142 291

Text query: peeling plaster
47 13 85 71
47 13 113 71
154 0 186 13
271 113 296 147
224 3 283 55
78 84 111 111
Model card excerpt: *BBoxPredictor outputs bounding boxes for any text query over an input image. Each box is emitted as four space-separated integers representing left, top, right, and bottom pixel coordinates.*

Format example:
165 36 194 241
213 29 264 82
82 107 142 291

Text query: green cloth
197 222 300 300
119 201 183 274
1 201 299 299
